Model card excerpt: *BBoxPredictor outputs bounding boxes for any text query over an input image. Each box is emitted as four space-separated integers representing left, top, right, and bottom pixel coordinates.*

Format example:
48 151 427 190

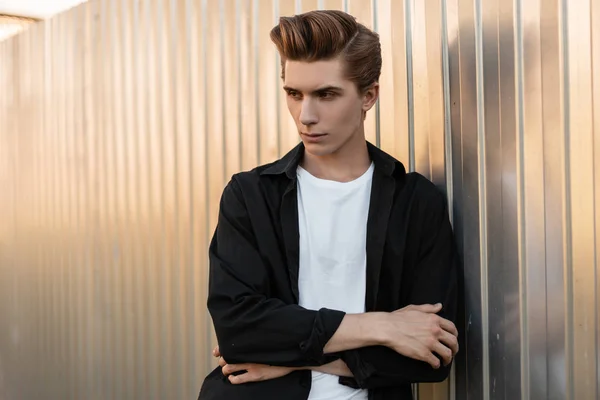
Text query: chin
302 141 338 157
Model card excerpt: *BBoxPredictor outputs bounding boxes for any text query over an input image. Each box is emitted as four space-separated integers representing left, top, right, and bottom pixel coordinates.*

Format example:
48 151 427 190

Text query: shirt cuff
339 348 376 388
298 307 346 364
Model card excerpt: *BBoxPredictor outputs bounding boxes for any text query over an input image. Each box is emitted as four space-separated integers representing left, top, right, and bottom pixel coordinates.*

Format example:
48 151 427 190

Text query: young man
199 10 458 400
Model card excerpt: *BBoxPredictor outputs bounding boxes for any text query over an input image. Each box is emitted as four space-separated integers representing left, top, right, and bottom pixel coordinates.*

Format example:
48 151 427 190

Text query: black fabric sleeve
207 178 346 367
339 181 458 388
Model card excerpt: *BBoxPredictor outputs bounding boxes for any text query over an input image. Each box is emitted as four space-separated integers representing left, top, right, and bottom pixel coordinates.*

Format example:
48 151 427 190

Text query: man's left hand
213 346 295 384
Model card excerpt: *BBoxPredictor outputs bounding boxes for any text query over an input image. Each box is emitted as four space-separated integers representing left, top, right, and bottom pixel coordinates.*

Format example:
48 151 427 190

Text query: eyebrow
283 85 345 94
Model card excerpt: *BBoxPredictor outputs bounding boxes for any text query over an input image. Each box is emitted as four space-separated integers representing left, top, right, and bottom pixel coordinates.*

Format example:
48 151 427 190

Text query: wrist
367 312 392 346
323 311 392 353
344 313 386 347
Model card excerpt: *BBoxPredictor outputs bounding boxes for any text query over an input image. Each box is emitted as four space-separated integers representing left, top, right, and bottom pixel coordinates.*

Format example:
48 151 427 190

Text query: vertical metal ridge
372 0 380 148
131 0 142 393
317 0 324 11
559 0 574 397
118 2 129 397
295 0 302 15
73 9 85 397
441 0 453 221
98 0 111 395
275 0 282 157
50 16 59 395
405 0 415 172
343 0 349 13
40 21 49 395
143 0 159 396
474 1 490 398
220 0 228 179
36 26 43 391
119 0 134 396
236 0 243 168
29 28 39 399
66 11 77 398
185 0 196 395
513 0 529 398
40 28 49 394
87 2 99 395
109 0 124 395
130 0 147 396
82 4 93 392
169 0 183 396
201 0 213 375
590 1 600 395
58 14 67 397
441 0 455 396
64 12 74 395
9 34 20 394
155 0 169 397
40 25 48 394
253 0 261 163
594 0 600 394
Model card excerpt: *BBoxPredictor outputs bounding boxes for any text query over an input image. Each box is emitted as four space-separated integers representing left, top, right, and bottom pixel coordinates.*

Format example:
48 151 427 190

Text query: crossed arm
214 302 458 385
208 178 459 388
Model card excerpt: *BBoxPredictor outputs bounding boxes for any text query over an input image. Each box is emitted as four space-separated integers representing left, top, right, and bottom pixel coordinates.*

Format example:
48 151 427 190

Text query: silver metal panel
1 0 599 399
497 0 522 397
539 0 568 397
482 0 519 399
567 0 597 398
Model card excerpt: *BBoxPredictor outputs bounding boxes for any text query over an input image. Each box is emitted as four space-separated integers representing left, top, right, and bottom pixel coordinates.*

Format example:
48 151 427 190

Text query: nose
299 98 318 126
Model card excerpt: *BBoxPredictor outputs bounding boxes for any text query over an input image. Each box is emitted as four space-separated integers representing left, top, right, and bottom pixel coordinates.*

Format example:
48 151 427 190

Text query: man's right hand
381 303 458 369
323 303 458 370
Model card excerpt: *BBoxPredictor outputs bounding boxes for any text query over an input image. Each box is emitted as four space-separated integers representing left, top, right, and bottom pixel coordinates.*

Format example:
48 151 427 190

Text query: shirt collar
260 141 403 179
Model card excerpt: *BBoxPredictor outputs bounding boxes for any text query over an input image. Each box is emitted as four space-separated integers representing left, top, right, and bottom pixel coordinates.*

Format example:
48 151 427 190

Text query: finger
432 341 453 366
228 373 248 385
412 303 443 313
438 318 458 337
222 363 249 376
394 303 441 313
439 330 459 356
419 349 441 369
407 342 441 369
218 357 227 368
213 346 220 357
229 371 260 385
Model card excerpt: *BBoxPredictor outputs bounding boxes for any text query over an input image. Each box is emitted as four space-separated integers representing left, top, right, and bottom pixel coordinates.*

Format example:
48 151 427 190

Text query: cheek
329 101 361 127
286 100 302 122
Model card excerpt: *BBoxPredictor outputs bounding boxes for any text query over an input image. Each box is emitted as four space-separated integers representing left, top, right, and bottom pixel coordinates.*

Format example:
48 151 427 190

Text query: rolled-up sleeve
339 180 458 388
207 177 346 367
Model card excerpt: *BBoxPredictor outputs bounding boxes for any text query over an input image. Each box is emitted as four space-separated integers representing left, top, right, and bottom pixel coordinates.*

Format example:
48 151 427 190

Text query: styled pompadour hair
270 10 382 93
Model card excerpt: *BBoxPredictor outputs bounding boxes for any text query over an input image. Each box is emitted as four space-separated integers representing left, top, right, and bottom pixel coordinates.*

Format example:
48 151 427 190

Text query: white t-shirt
297 162 374 400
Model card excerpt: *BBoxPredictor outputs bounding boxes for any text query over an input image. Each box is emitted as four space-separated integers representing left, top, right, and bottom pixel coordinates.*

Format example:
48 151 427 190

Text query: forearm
211 300 345 367
215 309 386 367
318 311 450 385
322 312 386 353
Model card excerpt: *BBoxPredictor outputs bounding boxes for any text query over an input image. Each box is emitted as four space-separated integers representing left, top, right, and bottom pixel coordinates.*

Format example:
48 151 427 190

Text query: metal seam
474 0 490 398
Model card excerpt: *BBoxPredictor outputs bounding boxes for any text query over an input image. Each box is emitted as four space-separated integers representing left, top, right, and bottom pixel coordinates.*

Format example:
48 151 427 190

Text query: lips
301 132 327 143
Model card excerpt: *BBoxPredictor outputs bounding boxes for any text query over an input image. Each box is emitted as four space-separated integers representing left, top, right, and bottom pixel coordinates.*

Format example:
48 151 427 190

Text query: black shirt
198 142 458 400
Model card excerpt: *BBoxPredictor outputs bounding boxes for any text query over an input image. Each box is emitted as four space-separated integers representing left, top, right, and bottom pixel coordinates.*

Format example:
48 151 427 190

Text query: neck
301 135 371 183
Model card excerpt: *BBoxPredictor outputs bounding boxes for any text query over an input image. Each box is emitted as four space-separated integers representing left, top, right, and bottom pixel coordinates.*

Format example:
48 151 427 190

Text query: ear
361 82 380 112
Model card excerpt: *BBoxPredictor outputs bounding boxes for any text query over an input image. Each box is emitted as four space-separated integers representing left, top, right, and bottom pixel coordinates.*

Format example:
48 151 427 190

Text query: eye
286 91 302 100
318 91 337 99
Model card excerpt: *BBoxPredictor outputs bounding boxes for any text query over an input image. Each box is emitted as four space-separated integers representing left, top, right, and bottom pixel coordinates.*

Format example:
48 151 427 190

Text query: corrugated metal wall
0 0 598 399
0 15 37 42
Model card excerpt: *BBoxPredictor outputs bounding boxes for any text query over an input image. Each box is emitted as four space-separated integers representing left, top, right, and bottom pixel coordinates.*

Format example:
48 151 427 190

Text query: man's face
283 58 377 157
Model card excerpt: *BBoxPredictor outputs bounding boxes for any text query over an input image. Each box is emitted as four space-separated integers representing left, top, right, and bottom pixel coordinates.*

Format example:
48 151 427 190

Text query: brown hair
269 10 382 94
